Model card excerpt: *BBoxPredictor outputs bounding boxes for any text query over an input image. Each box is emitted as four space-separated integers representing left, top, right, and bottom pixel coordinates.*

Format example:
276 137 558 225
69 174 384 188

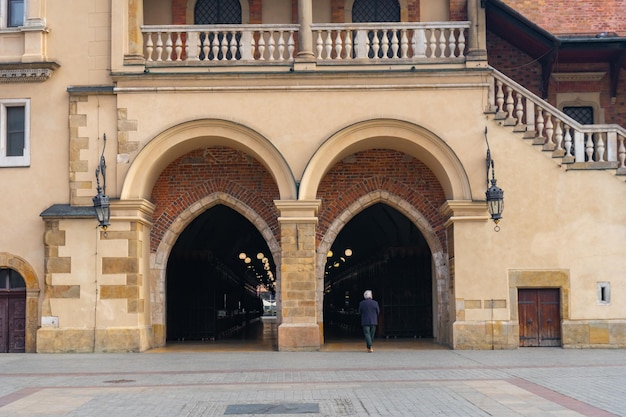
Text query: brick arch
315 149 451 344
121 119 296 201
299 118 472 201
316 149 447 248
150 147 280 253
0 252 40 353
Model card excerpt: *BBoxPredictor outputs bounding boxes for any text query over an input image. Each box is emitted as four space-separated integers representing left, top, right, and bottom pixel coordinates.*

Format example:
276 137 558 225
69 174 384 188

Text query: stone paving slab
0 348 624 416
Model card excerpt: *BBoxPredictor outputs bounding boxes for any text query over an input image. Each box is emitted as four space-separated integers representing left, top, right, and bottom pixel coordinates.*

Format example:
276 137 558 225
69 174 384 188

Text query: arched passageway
166 205 277 344
323 203 433 342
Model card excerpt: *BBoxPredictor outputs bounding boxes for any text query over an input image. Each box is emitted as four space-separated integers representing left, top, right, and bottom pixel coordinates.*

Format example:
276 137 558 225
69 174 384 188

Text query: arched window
352 0 400 23
194 0 242 24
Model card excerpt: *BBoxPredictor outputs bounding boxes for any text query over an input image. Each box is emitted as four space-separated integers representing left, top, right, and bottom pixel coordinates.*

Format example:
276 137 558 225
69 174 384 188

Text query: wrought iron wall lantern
485 127 504 231
93 134 110 232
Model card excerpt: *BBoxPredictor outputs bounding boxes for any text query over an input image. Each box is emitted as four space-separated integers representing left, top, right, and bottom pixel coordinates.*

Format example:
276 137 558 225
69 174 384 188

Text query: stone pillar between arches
275 200 321 351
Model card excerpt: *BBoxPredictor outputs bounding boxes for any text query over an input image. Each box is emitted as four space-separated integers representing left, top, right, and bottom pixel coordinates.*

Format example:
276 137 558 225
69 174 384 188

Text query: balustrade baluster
316 31 323 59
553 119 564 156
457 29 465 58
201 32 210 61
381 30 390 59
585 133 595 161
438 30 446 57
324 30 332 60
335 31 344 60
534 107 545 145
211 33 220 61
504 86 516 125
155 33 164 62
278 30 285 61
428 29 437 57
513 93 525 132
229 30 238 61
618 135 626 170
345 30 353 59
448 29 456 58
287 30 295 59
596 133 606 162
220 32 229 61
372 32 380 58
175 33 183 61
544 113 555 151
391 30 399 59
165 33 173 61
495 80 505 119
257 32 266 61
267 31 276 60
563 125 574 163
146 33 154 61
400 29 408 58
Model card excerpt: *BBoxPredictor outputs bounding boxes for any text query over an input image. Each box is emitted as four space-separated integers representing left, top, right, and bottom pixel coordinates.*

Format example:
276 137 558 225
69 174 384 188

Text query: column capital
274 200 321 223
440 200 489 226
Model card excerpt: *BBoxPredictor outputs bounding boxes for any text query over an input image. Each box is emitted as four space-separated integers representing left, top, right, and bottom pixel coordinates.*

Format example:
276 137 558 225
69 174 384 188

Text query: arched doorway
0 268 26 353
323 203 433 341
165 204 277 345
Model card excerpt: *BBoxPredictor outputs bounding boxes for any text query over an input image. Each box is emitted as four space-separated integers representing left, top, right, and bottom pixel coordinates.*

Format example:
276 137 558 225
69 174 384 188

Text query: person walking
358 290 380 352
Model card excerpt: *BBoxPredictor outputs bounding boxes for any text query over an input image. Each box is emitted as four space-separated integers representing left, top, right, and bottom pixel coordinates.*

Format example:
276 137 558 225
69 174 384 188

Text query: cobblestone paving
0 346 624 416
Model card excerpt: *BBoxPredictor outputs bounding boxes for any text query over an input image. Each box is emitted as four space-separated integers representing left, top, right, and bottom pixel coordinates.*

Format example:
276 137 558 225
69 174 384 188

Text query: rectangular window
7 0 24 27
0 99 30 167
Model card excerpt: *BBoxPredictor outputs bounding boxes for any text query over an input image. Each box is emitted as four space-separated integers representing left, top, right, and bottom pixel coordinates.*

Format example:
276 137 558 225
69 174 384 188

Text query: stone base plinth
452 320 518 349
278 323 320 351
37 326 153 353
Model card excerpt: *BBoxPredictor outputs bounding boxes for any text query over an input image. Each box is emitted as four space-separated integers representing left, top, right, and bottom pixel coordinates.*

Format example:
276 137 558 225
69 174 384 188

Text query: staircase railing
488 69 626 175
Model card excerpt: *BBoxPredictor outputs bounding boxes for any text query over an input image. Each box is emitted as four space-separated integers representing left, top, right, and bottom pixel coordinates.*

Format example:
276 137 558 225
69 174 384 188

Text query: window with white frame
1 0 24 28
0 99 30 167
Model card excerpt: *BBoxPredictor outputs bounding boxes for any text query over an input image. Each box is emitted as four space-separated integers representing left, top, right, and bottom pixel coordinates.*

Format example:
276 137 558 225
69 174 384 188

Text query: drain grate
224 403 319 415
103 379 135 384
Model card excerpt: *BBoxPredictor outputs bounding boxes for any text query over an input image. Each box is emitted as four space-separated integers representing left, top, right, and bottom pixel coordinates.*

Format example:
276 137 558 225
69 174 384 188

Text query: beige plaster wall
421 0 450 21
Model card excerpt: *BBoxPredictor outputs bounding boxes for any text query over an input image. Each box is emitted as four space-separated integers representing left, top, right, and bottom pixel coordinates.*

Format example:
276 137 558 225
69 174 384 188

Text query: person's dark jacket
359 299 380 325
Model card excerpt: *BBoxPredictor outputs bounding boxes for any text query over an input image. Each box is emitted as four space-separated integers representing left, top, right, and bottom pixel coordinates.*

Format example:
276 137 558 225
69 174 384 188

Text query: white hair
363 290 373 299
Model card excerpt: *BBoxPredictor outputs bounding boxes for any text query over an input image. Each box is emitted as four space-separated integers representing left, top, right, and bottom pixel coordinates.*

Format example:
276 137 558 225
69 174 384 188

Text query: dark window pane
353 0 400 22
9 270 26 289
563 106 594 125
195 0 241 24
8 0 24 27
6 106 25 157
0 269 8 289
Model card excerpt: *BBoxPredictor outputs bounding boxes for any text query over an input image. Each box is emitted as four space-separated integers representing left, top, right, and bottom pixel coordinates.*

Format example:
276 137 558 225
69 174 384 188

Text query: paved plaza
0 341 625 417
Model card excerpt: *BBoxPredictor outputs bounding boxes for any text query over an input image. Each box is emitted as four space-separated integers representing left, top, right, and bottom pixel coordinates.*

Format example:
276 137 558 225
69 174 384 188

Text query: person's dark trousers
362 325 376 349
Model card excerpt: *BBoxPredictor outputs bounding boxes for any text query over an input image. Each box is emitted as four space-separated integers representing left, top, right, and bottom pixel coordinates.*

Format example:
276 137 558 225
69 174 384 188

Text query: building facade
0 0 625 353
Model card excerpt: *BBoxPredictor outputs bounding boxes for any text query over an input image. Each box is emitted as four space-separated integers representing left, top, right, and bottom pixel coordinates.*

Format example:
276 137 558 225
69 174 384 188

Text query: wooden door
0 293 26 353
518 288 561 347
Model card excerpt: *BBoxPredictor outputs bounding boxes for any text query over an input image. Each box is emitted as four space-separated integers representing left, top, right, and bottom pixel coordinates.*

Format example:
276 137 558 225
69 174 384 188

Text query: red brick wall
449 0 467 21
250 0 262 24
316 149 448 251
486 31 543 97
488 31 626 127
172 0 186 24
501 0 626 36
407 0 420 22
150 147 280 252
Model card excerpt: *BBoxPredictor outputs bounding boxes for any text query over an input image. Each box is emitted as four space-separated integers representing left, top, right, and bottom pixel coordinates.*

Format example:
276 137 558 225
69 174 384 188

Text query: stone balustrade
489 70 626 174
142 22 469 65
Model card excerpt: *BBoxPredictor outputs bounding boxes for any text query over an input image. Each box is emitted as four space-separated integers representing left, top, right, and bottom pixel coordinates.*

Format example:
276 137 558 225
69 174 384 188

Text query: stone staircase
486 68 626 181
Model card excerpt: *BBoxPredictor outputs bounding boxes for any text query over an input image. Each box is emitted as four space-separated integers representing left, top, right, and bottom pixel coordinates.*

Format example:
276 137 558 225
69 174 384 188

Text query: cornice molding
0 62 60 83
